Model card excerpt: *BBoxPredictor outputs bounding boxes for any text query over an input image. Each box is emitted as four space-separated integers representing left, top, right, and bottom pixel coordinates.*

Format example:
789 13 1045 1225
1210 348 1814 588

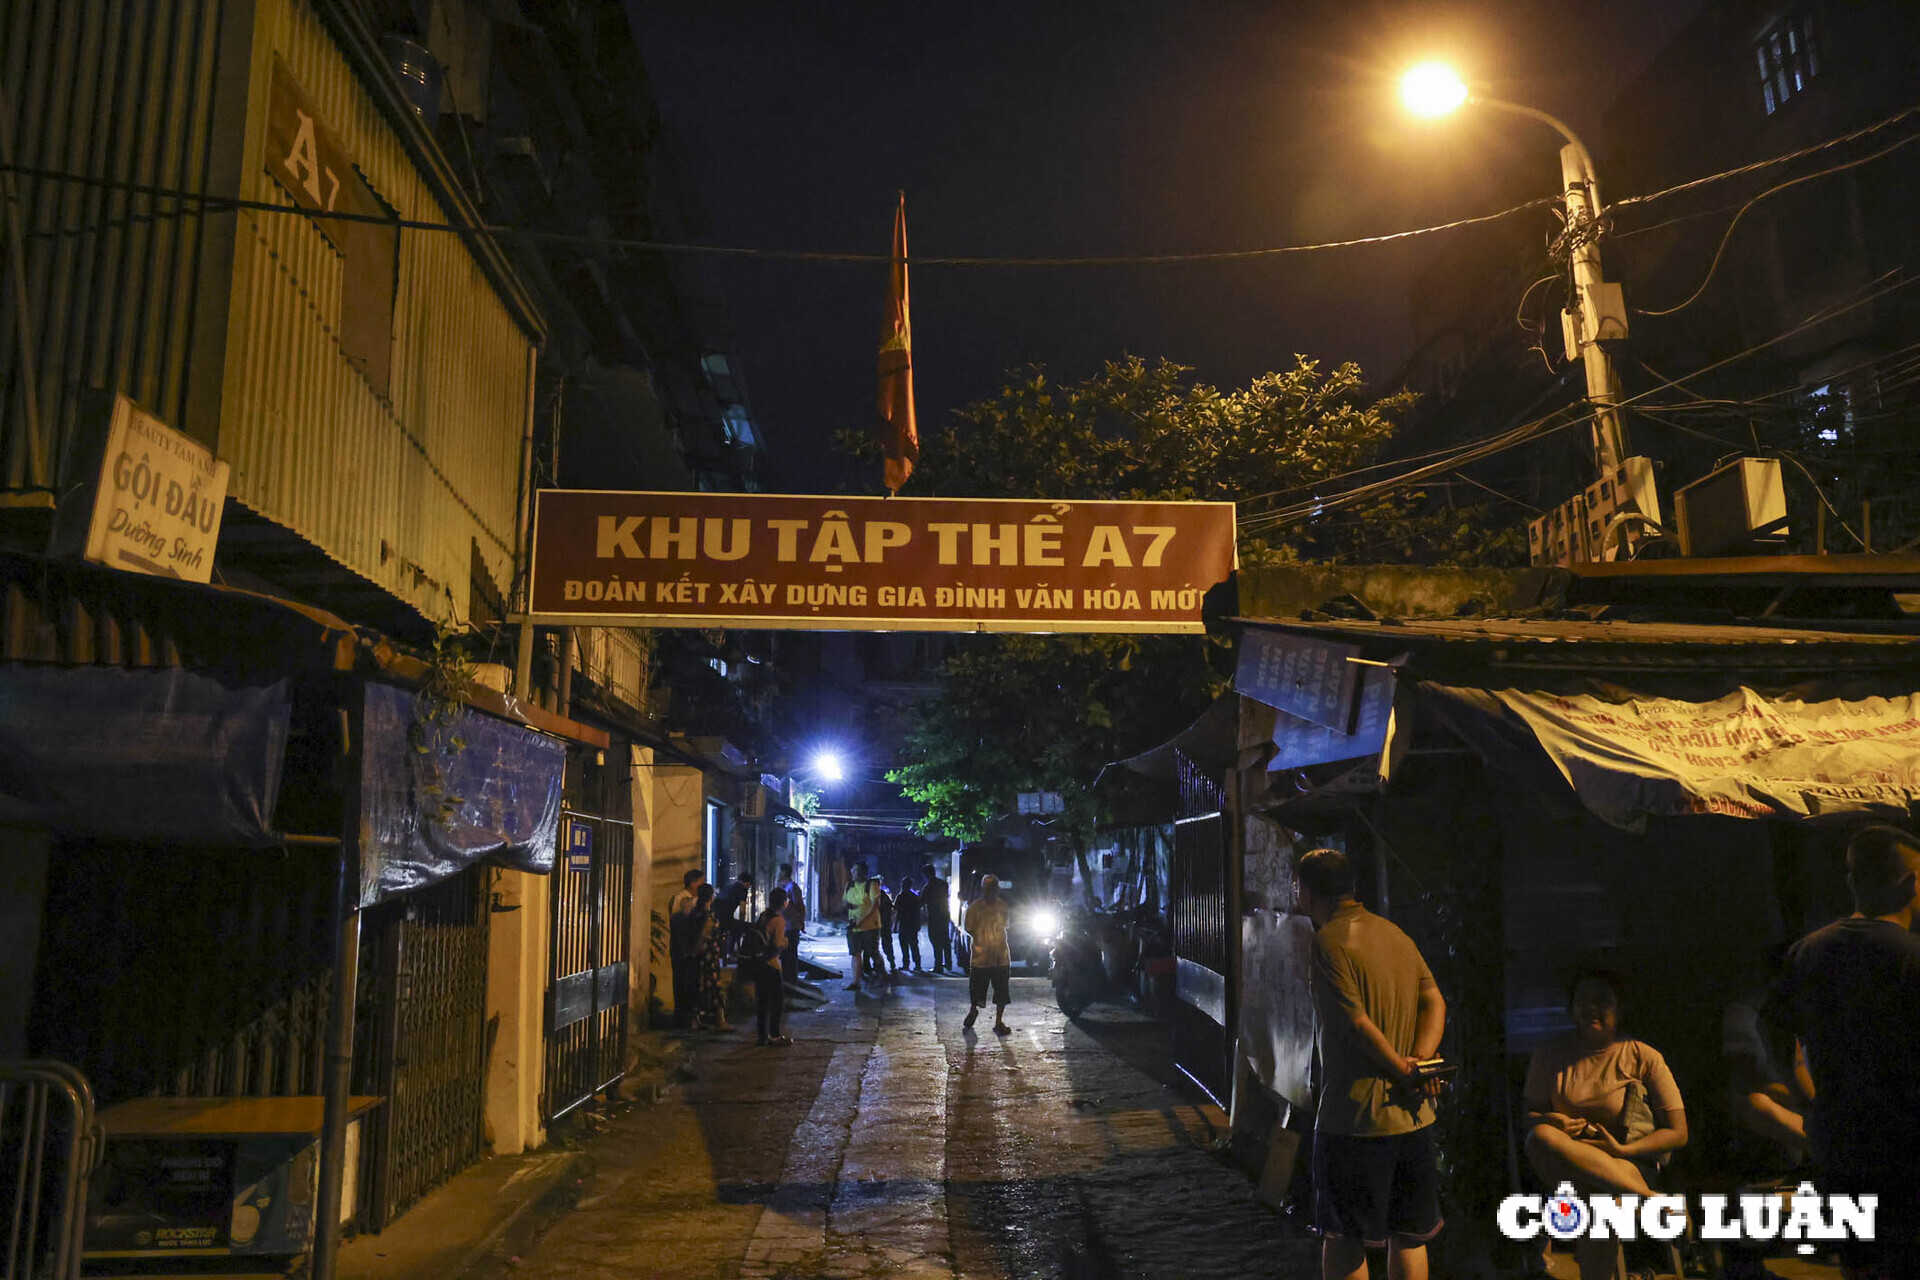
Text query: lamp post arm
1469 95 1601 202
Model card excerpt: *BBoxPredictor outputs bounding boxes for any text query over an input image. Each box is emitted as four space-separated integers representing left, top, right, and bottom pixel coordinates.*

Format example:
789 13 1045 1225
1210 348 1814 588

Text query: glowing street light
1400 62 1468 118
810 750 845 783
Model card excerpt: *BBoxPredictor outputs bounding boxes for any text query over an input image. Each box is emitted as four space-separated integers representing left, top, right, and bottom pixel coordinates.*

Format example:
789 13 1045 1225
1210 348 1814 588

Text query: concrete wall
649 762 707 1021
626 746 658 1052
483 867 550 1155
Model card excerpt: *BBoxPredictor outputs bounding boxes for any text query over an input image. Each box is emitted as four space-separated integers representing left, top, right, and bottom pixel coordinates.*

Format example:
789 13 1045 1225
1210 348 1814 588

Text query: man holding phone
1294 846 1448 1280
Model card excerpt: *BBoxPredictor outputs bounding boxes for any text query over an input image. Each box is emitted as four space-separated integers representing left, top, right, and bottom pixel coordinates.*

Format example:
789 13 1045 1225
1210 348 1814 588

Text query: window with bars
1757 14 1820 115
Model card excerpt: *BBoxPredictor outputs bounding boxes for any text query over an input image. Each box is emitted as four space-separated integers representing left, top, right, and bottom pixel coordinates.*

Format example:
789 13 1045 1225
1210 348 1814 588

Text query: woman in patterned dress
691 882 730 1031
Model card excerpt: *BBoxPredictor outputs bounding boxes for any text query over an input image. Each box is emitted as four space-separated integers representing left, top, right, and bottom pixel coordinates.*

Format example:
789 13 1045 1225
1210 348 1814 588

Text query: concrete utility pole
1400 69 1632 480
1477 97 1631 478
1553 137 1630 475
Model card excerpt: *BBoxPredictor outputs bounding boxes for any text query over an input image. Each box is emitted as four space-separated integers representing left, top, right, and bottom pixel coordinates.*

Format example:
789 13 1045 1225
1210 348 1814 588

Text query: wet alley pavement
478 942 1318 1280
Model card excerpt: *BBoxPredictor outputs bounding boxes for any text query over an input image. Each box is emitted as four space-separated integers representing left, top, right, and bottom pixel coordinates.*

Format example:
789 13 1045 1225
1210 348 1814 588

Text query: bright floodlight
812 750 845 783
1401 62 1468 118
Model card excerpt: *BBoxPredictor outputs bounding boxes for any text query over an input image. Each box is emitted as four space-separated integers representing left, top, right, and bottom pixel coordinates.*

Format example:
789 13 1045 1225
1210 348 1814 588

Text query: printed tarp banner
360 683 565 904
1422 683 1920 829
0 665 289 844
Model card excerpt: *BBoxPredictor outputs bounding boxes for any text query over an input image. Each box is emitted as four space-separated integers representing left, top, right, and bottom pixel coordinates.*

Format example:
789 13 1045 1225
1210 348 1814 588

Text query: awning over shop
1422 683 1920 829
1097 692 1240 784
360 683 565 904
0 665 290 845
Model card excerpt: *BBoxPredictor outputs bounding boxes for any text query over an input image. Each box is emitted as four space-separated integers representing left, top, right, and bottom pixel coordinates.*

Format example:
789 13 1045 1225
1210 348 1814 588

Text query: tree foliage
885 631 1219 845
845 355 1522 842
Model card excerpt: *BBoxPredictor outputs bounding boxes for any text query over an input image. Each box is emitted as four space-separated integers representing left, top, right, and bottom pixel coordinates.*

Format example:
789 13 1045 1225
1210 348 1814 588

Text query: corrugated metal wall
0 0 234 492
2 0 534 627
221 0 531 625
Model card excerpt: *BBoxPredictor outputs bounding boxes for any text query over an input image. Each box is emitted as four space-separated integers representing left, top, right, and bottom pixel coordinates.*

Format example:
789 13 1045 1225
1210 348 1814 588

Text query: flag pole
877 190 917 494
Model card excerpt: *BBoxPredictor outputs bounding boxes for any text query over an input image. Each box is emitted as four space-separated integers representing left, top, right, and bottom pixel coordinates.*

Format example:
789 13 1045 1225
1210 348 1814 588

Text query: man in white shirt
962 875 1013 1034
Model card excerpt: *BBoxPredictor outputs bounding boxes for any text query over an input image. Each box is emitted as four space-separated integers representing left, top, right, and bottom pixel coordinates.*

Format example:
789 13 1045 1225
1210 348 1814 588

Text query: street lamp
1399 62 1468 118
1400 63 1630 477
809 749 846 784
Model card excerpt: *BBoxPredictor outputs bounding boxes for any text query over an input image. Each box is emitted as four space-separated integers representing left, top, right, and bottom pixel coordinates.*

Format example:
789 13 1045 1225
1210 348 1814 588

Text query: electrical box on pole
1672 457 1789 557
1559 282 1630 361
1528 457 1662 567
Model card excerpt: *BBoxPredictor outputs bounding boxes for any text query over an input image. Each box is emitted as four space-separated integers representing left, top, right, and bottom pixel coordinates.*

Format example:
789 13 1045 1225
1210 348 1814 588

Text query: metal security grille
544 747 632 1122
1171 814 1229 975
355 865 490 1229
31 842 336 1105
1169 751 1228 975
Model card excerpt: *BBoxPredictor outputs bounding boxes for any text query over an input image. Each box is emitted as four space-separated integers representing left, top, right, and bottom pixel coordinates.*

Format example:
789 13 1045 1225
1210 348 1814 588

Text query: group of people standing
668 862 808 1047
1295 823 1920 1280
842 860 1015 1034
840 860 953 989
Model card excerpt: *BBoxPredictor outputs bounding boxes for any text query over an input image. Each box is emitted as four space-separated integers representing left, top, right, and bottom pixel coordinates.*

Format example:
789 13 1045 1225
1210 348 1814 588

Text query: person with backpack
738 887 792 1046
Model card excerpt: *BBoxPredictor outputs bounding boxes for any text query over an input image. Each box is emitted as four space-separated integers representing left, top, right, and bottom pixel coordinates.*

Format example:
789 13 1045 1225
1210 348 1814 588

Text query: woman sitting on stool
1523 968 1688 1280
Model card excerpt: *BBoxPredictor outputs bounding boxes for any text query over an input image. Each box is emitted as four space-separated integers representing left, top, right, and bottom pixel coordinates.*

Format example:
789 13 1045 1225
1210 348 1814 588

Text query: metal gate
1170 751 1229 991
354 865 491 1229
1 1061 98 1280
544 746 632 1122
1168 749 1231 1098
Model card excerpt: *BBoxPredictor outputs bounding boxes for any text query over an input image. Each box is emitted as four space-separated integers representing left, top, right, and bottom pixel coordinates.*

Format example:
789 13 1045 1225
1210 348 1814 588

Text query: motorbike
1051 905 1173 1019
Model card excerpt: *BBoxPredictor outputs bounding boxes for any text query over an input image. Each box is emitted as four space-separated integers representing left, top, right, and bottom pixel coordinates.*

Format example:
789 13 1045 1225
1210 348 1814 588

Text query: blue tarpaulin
359 683 565 905
0 665 289 845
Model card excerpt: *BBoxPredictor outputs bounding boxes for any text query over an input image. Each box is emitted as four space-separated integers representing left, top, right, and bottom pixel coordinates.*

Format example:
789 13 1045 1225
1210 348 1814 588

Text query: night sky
629 2 1701 495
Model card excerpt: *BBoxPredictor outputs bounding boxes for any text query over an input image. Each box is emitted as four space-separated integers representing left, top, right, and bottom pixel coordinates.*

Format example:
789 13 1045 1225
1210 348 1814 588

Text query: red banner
527 490 1236 632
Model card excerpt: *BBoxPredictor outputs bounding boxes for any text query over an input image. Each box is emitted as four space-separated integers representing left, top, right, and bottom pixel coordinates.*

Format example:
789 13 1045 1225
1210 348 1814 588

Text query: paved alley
481 949 1317 1280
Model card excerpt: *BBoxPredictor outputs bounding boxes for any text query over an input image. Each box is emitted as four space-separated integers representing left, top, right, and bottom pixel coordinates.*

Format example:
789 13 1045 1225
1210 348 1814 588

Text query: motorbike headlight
1026 907 1061 938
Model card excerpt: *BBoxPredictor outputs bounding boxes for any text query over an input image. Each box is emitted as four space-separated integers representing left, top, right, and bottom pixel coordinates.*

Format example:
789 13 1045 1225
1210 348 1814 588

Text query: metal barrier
1 1061 99 1280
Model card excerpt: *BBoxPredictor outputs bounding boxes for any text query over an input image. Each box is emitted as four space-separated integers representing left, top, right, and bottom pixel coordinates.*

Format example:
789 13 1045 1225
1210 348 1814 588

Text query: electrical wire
1236 403 1589 533
0 105 1909 275
1609 97 1920 212
1514 272 1562 332
0 160 1562 266
1236 264 1920 536
1629 128 1920 316
1233 424 1563 509
1449 470 1542 513
3 99 1919 270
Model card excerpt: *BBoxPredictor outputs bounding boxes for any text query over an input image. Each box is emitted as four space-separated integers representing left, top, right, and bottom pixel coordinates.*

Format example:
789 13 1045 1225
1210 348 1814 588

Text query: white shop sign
51 395 229 583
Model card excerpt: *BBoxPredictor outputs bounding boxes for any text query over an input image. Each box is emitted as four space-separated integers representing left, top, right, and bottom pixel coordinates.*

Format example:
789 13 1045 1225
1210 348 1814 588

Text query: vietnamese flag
877 191 918 493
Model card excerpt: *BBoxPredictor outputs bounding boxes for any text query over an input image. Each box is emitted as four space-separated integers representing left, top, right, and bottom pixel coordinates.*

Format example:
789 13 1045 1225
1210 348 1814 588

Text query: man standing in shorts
962 875 1013 1034
843 861 883 992
1294 847 1447 1280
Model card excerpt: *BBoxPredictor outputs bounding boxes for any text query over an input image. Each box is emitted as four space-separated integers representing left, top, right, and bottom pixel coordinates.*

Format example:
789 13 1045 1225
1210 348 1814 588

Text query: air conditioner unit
1672 457 1787 557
